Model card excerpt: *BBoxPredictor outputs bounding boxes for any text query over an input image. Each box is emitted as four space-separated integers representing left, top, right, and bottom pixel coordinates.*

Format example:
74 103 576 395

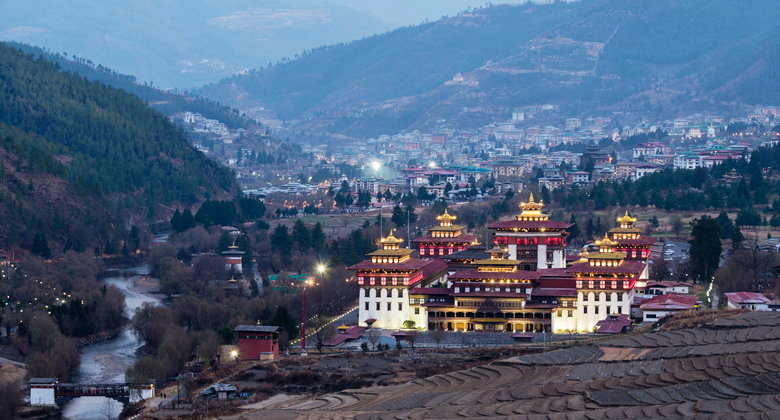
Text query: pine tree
32 231 51 259
270 307 298 338
292 219 311 251
216 231 233 254
180 209 197 231
236 232 252 266
311 222 326 256
171 209 182 232
271 224 293 257
391 204 406 227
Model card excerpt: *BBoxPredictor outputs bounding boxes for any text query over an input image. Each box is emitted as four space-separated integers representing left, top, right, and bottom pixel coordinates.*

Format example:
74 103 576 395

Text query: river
60 265 162 419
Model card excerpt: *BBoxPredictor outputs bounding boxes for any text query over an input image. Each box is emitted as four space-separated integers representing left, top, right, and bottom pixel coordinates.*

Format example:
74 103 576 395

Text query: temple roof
488 220 573 230
411 234 477 244
567 260 646 275
617 211 637 224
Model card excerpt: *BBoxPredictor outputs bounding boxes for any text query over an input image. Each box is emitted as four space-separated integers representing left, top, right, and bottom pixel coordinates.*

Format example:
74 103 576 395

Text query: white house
725 292 770 311
639 294 698 322
646 282 690 295
673 154 702 170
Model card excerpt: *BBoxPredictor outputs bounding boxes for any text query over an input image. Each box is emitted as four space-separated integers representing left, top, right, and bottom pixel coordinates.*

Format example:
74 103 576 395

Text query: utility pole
407 209 411 248
301 286 306 355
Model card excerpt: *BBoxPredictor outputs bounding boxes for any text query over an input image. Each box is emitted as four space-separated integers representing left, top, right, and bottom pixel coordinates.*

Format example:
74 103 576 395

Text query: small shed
233 325 282 360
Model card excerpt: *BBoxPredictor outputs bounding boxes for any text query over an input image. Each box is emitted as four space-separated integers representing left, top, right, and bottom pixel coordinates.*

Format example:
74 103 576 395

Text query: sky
322 0 511 26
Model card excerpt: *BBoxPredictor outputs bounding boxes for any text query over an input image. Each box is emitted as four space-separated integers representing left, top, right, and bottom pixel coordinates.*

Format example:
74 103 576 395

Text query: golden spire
529 192 535 203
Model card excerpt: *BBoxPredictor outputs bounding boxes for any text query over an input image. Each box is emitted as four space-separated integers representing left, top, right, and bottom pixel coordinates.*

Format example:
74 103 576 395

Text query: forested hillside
0 42 236 253
199 0 780 137
7 42 253 130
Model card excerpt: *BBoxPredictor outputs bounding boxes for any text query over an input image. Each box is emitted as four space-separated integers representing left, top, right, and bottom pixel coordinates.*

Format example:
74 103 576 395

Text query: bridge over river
29 378 154 406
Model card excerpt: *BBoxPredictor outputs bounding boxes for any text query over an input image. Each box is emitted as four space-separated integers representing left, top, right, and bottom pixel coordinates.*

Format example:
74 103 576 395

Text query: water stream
60 265 162 419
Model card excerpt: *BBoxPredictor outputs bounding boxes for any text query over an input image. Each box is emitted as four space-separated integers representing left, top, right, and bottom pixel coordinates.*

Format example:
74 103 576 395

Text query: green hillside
199 0 780 136
7 42 253 130
0 42 236 252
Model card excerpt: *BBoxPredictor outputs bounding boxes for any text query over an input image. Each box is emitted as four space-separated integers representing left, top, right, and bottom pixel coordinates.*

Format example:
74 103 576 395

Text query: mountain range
196 0 780 139
0 0 398 89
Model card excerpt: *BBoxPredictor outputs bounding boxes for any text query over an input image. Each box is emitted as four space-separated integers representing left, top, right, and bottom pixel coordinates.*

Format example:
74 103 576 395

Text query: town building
412 210 478 259
725 292 771 311
349 232 448 329
639 294 698 322
234 325 282 360
569 236 644 329
488 194 571 270
222 245 245 274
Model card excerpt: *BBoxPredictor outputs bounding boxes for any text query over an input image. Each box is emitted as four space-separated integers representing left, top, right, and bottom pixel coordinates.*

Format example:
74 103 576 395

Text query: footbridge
29 378 155 406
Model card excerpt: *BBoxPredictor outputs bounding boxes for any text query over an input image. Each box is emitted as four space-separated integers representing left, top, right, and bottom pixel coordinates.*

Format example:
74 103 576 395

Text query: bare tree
366 328 382 351
290 251 312 275
429 328 446 348
100 398 119 420
650 257 673 282
671 216 684 237
731 233 780 291
405 329 419 349
313 323 336 354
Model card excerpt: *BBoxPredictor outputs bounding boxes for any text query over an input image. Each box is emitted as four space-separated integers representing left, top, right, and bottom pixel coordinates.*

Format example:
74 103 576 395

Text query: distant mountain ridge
197 0 780 138
8 42 253 130
0 42 236 252
0 0 394 88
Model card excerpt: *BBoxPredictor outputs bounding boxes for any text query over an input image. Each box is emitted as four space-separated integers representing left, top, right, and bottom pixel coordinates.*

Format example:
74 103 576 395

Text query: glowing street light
429 161 437 168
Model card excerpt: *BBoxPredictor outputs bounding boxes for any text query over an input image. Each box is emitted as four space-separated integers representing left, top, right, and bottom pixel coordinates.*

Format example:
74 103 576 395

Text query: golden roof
337 324 350 330
516 193 548 221
380 231 403 244
617 211 636 223
586 251 627 260
595 234 617 247
437 210 456 221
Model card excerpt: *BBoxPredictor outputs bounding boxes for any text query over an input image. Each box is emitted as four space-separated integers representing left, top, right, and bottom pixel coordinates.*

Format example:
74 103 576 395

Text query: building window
557 310 562 317
376 302 381 310
584 306 588 314
415 308 420 315
568 310 573 317
595 306 599 315
387 302 392 311
595 294 600 302
618 294 623 302
398 303 403 311
618 306 623 314
365 302 369 310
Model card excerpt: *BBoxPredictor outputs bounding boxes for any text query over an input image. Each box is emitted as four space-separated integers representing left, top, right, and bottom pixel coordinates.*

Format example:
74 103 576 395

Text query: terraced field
249 312 780 419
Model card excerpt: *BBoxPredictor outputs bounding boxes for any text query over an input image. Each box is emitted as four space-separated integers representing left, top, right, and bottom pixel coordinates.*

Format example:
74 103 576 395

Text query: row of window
582 292 624 302
494 237 567 246
576 280 632 290
365 302 404 311
582 305 623 315
419 247 464 256
457 300 524 308
455 286 527 293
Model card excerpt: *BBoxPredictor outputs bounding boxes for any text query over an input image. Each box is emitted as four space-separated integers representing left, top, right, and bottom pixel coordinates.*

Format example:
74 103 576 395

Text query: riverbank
126 276 166 301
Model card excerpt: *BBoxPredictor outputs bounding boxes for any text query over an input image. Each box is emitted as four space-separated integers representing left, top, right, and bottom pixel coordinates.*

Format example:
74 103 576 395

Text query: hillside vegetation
199 0 780 137
7 42 254 130
0 42 236 252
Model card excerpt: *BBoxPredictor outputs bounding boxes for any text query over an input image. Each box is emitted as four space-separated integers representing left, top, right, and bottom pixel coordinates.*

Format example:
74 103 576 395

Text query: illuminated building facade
412 210 478 259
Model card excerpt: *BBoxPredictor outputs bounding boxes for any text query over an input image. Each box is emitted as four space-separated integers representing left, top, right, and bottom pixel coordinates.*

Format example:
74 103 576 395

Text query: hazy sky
320 1 520 26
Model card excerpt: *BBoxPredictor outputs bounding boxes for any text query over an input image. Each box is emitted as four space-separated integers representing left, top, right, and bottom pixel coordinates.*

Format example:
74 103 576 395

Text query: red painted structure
233 325 282 359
